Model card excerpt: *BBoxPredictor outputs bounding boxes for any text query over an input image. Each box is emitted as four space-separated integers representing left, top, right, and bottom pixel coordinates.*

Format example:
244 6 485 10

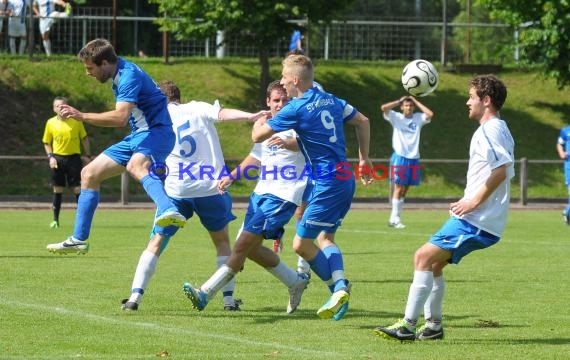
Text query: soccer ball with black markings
401 59 439 97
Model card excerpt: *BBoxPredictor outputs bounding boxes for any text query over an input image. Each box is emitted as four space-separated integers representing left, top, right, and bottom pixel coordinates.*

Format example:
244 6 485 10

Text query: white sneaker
154 210 187 228
47 236 90 255
388 221 406 229
287 273 309 314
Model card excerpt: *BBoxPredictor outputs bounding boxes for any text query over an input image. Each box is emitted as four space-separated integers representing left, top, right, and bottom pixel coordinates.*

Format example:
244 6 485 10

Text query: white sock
390 198 404 223
216 256 236 305
201 264 235 301
297 256 310 274
404 270 434 326
19 39 27 55
9 38 16 55
266 260 299 287
128 250 158 303
424 275 445 323
43 40 51 56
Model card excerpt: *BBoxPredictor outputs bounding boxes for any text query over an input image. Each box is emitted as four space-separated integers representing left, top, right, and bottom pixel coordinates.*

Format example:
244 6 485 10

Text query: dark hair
159 80 181 103
266 80 285 98
469 75 507 111
78 38 118 66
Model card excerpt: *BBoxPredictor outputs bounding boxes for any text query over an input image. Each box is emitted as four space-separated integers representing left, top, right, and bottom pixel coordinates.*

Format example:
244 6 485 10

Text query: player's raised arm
58 101 133 128
252 120 276 143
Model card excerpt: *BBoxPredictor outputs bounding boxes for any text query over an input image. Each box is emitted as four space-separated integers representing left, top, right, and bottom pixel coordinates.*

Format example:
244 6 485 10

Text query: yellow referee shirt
42 116 87 155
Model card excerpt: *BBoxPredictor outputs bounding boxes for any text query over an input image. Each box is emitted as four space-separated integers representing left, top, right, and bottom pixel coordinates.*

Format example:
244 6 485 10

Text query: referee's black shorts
51 154 83 187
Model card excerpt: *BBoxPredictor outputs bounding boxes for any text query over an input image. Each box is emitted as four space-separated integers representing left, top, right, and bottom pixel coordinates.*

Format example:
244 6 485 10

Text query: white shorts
9 18 27 37
39 12 67 35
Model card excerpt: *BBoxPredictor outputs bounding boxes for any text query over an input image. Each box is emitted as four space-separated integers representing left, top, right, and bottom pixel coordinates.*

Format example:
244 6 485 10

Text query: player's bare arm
217 155 260 194
410 97 434 120
252 121 276 143
219 109 270 122
58 101 133 127
450 164 508 216
347 112 373 185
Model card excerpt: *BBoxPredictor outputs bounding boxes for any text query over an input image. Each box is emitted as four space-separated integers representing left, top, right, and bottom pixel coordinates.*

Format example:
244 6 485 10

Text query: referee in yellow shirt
42 96 92 228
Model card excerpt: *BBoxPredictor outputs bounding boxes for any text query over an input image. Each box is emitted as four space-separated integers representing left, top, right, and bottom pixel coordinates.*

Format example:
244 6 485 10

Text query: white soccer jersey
460 117 515 236
250 130 307 206
33 0 58 16
384 110 430 159
163 101 226 199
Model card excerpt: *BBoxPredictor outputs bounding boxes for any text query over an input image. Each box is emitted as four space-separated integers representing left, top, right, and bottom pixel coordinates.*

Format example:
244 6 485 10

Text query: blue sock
323 245 348 292
141 175 173 214
308 250 331 282
73 189 100 240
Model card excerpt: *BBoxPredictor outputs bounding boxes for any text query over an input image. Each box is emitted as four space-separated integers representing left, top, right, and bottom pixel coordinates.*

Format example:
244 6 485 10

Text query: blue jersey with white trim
558 125 570 159
267 87 357 177
112 58 172 133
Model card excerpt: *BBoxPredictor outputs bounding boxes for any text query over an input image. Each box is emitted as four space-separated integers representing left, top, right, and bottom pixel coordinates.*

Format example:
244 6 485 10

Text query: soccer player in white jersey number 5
375 75 514 341
121 81 269 311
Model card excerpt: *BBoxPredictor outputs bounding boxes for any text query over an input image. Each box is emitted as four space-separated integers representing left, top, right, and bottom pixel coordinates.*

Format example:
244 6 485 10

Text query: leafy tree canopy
483 0 570 88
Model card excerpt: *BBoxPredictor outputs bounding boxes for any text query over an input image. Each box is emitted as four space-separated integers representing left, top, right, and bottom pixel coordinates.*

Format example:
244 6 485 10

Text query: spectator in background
7 0 29 55
32 0 71 56
557 124 570 225
288 29 303 53
0 0 7 50
42 96 91 228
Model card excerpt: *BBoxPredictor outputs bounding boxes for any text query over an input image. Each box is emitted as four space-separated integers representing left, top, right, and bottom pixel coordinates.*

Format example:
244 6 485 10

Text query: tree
482 0 570 88
149 0 354 105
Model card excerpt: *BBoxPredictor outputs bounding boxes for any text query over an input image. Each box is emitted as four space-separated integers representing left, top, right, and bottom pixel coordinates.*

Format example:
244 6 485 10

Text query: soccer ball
401 59 439 97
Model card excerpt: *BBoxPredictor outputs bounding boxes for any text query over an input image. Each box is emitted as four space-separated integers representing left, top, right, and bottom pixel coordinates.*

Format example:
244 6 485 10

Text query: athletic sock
201 265 235 301
43 40 51 56
266 260 299 287
404 270 434 324
128 250 159 303
217 256 236 305
73 188 99 240
322 245 347 292
52 193 62 222
307 250 331 282
424 275 445 322
141 175 174 215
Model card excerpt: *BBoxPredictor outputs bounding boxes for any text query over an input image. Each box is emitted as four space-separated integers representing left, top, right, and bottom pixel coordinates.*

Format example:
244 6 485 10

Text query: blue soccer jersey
558 126 570 156
112 58 172 132
267 88 357 177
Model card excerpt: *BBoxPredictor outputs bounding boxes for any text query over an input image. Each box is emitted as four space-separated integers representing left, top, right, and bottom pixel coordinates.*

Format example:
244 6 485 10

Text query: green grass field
1 208 569 359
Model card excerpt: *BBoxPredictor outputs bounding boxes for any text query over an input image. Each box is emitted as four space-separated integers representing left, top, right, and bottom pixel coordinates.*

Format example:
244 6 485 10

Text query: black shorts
51 154 83 187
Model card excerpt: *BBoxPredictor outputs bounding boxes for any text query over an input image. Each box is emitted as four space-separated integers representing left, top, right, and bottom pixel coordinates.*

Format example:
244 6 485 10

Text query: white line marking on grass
0 297 344 357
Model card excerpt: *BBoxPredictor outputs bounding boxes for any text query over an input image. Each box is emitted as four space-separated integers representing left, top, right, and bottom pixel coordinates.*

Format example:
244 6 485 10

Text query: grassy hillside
0 55 567 200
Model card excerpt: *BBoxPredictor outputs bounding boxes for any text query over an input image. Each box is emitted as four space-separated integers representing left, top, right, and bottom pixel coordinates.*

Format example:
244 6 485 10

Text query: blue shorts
154 192 236 237
297 176 355 239
243 192 297 240
429 217 500 264
390 153 421 186
103 126 174 167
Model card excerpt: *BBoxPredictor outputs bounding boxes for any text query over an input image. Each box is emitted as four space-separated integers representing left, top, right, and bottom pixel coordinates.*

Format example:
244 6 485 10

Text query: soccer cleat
46 236 89 254
224 298 242 311
64 3 72 16
374 319 416 341
416 324 444 340
287 273 309 314
49 220 60 229
121 298 139 311
155 210 187 228
316 289 349 319
182 282 208 311
332 281 352 321
388 222 406 229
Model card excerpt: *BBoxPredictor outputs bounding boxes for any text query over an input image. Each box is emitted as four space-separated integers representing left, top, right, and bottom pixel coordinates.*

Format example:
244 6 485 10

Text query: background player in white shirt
121 81 268 311
32 0 71 56
6 0 29 55
381 96 433 228
375 74 514 341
